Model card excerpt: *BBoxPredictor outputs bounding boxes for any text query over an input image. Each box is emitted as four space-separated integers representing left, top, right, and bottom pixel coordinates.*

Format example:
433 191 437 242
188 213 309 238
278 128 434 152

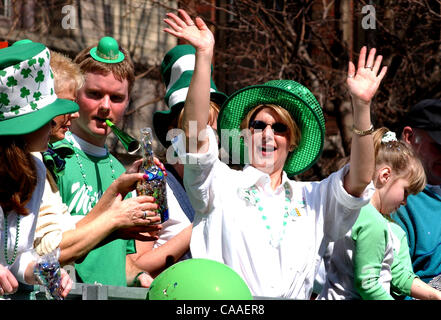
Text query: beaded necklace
66 132 117 211
241 185 301 248
3 214 21 265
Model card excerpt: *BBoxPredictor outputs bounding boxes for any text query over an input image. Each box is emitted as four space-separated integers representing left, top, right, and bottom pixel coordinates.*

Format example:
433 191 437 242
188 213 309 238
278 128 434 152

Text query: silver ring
365 65 373 70
348 74 354 78
143 211 147 220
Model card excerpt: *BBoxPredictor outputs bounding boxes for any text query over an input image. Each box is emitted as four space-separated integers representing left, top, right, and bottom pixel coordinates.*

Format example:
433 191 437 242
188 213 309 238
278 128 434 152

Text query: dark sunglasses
249 120 288 134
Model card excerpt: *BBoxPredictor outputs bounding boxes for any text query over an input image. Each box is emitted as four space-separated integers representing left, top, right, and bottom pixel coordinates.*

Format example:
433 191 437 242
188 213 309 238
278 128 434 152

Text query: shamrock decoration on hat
0 40 79 135
153 44 228 147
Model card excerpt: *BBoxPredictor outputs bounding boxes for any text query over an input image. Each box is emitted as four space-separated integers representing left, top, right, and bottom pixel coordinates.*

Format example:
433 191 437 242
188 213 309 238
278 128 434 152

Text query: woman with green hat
164 10 387 299
0 41 77 298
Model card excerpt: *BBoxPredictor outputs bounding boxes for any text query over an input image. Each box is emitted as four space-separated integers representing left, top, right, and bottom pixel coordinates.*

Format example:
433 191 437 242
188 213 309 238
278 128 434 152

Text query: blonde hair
240 104 301 150
373 127 426 195
178 101 220 129
50 51 84 95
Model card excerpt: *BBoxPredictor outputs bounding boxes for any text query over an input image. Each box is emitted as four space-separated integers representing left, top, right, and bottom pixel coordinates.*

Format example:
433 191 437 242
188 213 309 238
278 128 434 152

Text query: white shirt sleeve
173 126 222 215
310 164 375 242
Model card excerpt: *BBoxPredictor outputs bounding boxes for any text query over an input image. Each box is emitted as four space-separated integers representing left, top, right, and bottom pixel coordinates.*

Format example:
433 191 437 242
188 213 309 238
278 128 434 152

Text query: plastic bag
33 248 64 300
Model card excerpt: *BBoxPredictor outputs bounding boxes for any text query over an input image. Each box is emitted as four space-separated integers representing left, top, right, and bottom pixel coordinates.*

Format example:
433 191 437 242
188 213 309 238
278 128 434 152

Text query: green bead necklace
66 132 116 212
3 214 21 265
241 185 300 248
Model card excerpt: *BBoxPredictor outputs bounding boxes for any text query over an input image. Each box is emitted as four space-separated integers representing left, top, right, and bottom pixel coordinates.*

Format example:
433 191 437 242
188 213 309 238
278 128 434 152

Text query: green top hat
217 80 326 177
90 36 125 64
153 44 228 147
0 40 79 135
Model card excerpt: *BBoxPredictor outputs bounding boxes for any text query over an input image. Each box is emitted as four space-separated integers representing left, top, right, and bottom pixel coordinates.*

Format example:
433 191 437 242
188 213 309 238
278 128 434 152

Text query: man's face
411 128 441 185
71 72 129 146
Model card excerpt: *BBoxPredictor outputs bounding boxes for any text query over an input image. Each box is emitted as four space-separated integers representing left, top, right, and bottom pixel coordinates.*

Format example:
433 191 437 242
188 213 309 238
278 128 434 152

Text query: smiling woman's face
71 72 129 146
249 107 292 175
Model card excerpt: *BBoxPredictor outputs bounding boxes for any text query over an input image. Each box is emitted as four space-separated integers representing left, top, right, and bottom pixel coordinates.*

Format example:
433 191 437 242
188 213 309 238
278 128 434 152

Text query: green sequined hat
90 36 125 64
0 40 79 135
154 44 227 147
217 80 326 177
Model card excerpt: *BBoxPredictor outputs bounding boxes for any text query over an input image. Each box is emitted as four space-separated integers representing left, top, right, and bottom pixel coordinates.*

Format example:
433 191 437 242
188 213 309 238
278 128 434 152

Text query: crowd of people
1 9 441 300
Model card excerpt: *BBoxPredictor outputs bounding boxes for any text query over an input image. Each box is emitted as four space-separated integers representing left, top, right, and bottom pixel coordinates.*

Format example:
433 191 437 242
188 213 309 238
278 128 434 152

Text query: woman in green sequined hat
165 10 387 299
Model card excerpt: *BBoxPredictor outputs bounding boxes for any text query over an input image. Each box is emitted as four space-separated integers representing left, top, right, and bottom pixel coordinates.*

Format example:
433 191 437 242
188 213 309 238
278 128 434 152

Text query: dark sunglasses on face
249 120 288 134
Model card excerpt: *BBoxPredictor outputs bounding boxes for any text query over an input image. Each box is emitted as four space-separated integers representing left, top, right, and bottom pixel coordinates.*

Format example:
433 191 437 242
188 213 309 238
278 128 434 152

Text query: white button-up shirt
174 128 374 299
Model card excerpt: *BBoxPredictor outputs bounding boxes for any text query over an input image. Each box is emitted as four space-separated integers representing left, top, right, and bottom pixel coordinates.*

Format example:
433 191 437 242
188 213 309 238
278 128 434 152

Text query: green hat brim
0 99 79 135
90 47 125 64
217 81 325 177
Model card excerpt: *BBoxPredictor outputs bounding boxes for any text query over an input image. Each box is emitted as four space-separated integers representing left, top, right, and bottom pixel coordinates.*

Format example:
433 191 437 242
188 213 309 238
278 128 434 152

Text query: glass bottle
136 127 169 223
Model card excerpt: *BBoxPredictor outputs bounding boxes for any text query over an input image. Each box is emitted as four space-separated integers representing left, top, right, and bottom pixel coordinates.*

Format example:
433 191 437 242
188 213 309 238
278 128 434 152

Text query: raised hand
347 46 387 106
164 9 214 53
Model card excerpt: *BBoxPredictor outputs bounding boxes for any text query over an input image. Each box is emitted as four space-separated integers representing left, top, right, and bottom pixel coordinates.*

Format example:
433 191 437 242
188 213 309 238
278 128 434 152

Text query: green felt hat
153 44 228 147
90 36 125 64
217 80 326 177
0 40 79 135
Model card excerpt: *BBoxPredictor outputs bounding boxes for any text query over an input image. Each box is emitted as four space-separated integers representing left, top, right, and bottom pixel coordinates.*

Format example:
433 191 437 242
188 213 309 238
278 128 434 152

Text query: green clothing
389 221 415 298
319 203 415 300
55 131 135 286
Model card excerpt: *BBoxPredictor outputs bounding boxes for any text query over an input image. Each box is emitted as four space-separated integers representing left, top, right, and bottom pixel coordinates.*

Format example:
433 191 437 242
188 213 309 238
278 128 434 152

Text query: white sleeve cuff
332 164 375 210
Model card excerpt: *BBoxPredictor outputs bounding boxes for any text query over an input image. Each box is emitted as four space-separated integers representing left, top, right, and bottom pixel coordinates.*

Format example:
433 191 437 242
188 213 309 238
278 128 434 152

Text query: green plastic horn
105 119 140 154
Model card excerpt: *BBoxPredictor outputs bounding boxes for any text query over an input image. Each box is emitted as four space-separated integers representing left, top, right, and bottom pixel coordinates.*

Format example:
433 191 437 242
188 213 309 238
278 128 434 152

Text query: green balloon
146 259 253 300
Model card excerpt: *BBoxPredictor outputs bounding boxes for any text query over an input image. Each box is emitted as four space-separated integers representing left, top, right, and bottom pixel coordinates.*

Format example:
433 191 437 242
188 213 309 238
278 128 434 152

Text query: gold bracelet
352 124 374 136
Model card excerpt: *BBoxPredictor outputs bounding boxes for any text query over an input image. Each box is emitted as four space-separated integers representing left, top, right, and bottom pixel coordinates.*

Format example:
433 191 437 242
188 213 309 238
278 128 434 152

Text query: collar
66 131 108 157
241 165 293 195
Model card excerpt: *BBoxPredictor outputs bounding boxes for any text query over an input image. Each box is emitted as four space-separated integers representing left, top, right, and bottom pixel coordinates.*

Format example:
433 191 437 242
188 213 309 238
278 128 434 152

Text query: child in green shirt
318 127 441 300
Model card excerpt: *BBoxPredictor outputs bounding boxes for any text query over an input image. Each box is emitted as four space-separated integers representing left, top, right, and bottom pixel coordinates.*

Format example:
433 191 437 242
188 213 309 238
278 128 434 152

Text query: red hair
0 136 37 215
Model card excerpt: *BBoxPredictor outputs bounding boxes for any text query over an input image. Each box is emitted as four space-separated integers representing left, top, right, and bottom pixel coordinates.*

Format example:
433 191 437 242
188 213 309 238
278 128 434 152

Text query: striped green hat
154 44 227 147
217 80 325 177
0 40 79 135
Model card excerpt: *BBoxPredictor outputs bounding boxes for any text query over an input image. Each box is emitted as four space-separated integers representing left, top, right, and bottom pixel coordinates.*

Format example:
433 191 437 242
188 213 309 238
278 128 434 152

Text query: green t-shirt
352 203 415 299
55 132 135 286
